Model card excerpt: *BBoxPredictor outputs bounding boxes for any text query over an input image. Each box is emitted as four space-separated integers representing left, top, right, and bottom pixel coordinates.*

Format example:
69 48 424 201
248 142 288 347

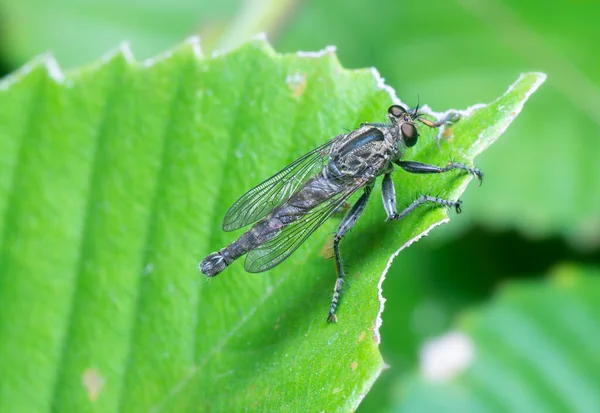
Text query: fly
199 104 483 323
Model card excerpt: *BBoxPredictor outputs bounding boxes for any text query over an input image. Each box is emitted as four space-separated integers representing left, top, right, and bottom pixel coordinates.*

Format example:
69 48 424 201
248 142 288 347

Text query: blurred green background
1 0 598 411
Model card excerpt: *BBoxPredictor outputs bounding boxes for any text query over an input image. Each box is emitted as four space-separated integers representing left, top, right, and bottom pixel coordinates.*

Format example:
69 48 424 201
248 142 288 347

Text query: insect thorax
328 125 399 179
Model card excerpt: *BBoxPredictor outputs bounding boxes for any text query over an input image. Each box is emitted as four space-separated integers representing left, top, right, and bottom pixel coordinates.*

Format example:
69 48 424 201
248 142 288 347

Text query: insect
199 104 482 323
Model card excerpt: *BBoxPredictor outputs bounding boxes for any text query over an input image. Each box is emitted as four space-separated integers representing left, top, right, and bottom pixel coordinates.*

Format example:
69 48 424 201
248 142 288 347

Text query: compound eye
388 105 407 118
401 123 418 147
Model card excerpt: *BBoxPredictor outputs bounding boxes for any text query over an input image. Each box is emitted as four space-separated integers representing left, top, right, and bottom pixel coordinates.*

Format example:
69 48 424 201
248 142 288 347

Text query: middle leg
381 172 462 221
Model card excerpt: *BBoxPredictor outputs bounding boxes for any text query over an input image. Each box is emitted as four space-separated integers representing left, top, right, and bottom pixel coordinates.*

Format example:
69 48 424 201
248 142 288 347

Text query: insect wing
244 183 363 273
222 139 334 231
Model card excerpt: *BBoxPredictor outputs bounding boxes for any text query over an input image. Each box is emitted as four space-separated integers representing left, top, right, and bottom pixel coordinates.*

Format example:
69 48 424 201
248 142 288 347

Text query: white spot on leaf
419 331 474 382
286 72 307 98
143 263 154 275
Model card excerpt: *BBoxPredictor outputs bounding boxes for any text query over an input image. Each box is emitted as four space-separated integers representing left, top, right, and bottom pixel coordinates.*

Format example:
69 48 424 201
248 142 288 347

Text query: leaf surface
0 39 544 412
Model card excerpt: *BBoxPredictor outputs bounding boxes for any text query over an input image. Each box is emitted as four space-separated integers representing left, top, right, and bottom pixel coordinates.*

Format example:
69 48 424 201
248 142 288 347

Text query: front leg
381 172 462 221
418 111 461 128
395 160 483 185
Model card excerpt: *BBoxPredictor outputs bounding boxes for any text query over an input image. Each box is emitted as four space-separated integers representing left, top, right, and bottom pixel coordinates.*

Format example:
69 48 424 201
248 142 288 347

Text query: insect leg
382 172 462 221
381 173 397 220
395 160 483 185
391 195 462 221
328 183 373 323
418 111 461 128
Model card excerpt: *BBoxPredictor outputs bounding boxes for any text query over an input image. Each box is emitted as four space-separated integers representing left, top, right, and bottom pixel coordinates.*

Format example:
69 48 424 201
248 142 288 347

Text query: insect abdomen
199 230 256 277
199 173 344 277
199 252 227 277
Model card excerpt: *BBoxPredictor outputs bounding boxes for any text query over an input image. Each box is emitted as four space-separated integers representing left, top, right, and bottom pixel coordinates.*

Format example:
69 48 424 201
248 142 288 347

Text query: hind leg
328 183 373 323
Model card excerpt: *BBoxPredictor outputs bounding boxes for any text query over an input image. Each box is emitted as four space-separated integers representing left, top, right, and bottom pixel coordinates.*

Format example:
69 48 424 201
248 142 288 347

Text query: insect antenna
410 95 422 121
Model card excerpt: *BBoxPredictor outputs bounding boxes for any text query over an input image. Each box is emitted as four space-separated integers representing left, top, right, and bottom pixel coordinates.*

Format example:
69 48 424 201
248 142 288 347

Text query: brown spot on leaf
358 331 366 342
286 72 307 99
82 368 105 402
442 127 454 140
350 361 358 370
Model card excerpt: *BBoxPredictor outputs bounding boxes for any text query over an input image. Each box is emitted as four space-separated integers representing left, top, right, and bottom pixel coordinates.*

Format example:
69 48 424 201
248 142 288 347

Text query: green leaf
396 265 600 413
0 38 543 412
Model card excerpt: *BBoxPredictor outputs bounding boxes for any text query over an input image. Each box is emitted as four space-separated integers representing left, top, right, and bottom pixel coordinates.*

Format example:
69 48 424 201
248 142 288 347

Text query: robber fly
199 104 482 323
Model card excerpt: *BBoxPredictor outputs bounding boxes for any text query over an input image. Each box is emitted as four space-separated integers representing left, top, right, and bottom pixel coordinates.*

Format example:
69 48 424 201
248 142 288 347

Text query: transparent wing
244 183 364 273
222 139 335 231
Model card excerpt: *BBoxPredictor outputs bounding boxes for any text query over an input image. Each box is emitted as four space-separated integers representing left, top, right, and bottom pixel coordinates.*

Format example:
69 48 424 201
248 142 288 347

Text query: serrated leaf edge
0 53 63 90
